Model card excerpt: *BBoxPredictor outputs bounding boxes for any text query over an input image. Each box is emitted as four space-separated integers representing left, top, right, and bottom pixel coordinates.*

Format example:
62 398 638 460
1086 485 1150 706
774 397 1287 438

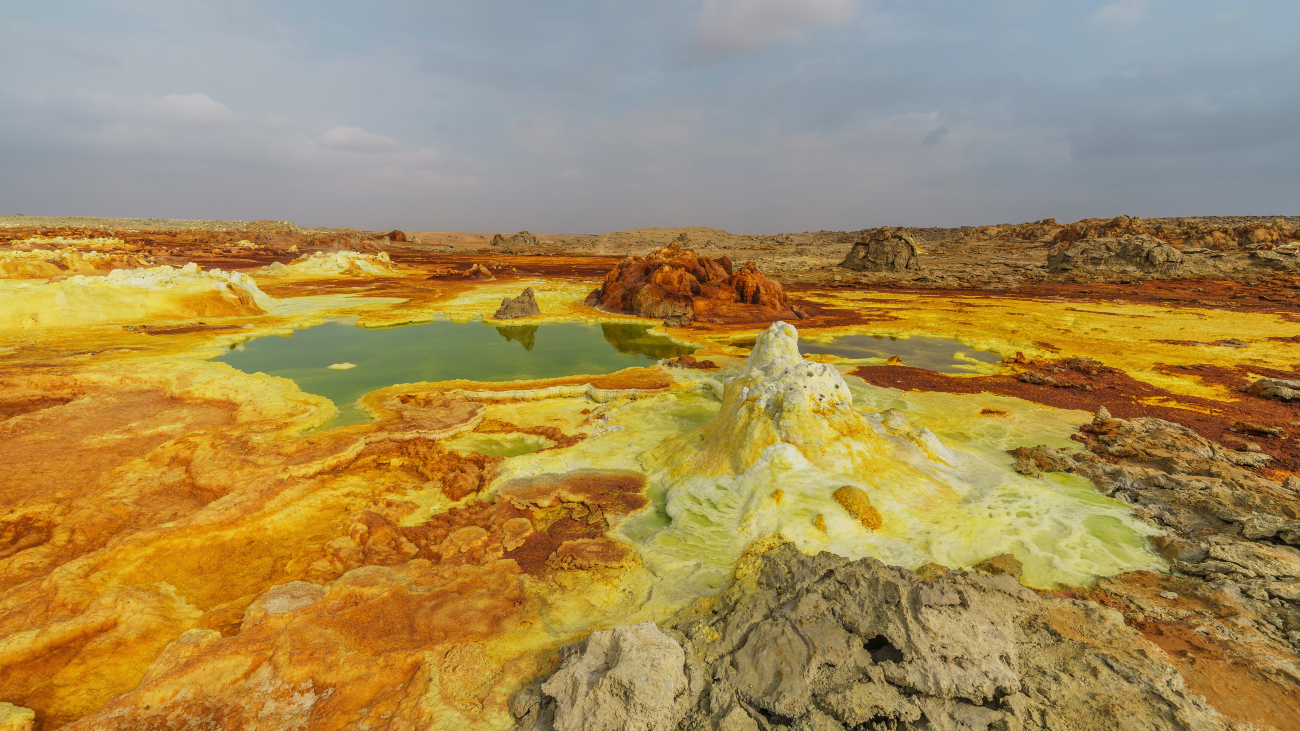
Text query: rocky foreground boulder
514 541 1227 731
494 287 542 319
839 228 921 273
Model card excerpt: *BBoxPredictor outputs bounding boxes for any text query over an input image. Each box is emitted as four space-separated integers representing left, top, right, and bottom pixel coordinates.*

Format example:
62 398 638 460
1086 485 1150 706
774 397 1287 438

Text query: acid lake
799 333 1002 372
214 320 695 426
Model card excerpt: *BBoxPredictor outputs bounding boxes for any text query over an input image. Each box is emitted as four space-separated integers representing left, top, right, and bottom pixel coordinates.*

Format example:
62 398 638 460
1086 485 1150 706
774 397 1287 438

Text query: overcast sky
1 1 1296 233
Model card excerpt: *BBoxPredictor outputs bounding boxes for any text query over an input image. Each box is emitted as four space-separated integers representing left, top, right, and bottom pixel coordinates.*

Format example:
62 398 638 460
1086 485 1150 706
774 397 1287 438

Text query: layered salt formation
0 237 152 278
638 321 1164 590
260 250 395 276
0 262 272 329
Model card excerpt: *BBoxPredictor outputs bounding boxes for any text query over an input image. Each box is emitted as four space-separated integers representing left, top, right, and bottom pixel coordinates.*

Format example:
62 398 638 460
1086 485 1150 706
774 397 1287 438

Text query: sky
1 0 1297 233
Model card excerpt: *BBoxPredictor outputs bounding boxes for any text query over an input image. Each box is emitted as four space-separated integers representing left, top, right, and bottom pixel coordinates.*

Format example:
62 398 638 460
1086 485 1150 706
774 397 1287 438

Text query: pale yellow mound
261 250 396 277
0 262 272 329
0 238 149 278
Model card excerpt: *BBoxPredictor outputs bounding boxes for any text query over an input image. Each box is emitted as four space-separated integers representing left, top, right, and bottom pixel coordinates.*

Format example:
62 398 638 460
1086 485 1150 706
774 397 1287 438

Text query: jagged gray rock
515 543 1227 731
494 287 541 319
514 621 688 731
1246 377 1300 402
1048 234 1183 276
492 231 540 248
1010 412 1300 647
840 228 921 272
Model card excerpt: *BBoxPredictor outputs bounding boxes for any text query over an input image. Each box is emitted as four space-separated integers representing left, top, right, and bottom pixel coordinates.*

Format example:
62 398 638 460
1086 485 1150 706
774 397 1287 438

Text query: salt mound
636 321 1163 590
262 250 395 276
650 321 948 506
0 239 152 278
0 262 272 329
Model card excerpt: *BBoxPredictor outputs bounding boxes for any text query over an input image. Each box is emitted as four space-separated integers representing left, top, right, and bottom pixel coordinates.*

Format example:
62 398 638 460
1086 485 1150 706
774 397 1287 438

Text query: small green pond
798 334 1002 373
214 320 695 427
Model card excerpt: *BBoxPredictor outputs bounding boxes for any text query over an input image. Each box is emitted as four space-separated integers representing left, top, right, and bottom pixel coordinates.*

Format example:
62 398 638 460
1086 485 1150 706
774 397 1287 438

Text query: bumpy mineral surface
1 214 1299 731
839 227 921 273
586 242 799 323
494 287 542 319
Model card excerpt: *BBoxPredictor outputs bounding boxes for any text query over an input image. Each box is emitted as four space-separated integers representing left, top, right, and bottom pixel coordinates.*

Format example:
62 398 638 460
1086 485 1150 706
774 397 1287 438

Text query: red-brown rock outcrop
585 242 799 323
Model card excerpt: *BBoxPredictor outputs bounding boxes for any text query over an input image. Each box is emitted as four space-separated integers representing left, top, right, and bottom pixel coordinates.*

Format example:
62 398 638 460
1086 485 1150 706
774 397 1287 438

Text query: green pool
215 320 695 427
799 334 1002 373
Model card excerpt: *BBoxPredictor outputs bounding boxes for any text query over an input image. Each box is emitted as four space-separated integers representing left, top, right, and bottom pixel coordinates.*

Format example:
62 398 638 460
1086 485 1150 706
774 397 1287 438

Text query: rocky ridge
1010 410 1300 640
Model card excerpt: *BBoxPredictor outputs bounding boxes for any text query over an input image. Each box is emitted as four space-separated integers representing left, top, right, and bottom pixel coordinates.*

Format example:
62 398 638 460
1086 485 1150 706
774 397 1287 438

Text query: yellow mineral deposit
0 262 271 329
0 703 35 731
832 485 882 529
0 237 148 278
628 322 1162 593
260 250 396 277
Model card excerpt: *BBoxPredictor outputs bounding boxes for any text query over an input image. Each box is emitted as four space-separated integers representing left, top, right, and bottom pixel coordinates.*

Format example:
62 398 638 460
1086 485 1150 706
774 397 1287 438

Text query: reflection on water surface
214 320 694 427
800 334 1002 373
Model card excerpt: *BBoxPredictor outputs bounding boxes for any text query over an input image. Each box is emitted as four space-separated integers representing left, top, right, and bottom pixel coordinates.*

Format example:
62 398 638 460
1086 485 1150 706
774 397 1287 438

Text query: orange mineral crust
0 359 656 730
585 242 802 323
850 357 1300 472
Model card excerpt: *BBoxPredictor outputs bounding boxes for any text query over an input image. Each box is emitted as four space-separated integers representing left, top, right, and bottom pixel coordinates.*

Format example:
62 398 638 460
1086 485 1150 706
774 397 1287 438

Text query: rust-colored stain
850 358 1300 472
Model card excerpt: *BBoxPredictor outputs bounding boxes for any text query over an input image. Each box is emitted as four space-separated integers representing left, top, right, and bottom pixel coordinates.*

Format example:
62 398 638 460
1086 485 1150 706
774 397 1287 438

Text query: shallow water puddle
800 333 1003 372
214 319 694 426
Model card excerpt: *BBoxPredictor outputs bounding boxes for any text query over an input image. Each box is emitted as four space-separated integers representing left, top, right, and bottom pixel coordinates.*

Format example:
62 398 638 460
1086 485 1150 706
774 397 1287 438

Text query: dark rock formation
1047 234 1184 277
494 287 541 319
492 231 540 248
586 243 798 324
1054 215 1296 252
1247 377 1300 402
515 541 1228 731
385 230 407 242
840 228 921 272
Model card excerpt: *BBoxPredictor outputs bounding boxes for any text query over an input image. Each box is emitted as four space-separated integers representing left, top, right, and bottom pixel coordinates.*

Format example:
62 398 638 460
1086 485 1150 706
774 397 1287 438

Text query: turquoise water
799 334 1002 373
214 320 695 427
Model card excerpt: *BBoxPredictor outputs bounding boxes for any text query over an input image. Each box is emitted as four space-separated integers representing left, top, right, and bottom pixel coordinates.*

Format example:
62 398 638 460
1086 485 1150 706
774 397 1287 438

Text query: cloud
921 125 949 147
156 93 234 126
3 1 1299 232
691 0 859 53
1090 0 1147 30
317 126 403 153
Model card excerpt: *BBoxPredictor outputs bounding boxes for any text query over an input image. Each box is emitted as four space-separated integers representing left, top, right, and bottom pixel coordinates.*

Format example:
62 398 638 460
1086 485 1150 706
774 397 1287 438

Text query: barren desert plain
2 214 1300 731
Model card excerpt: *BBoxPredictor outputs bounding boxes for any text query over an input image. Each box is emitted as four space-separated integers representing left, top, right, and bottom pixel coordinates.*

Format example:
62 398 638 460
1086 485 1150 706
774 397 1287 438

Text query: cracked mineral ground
1 214 1299 731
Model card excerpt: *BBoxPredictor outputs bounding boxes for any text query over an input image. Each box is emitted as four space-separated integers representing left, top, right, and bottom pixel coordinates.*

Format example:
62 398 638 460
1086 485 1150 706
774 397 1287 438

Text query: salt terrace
1 215 1299 731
